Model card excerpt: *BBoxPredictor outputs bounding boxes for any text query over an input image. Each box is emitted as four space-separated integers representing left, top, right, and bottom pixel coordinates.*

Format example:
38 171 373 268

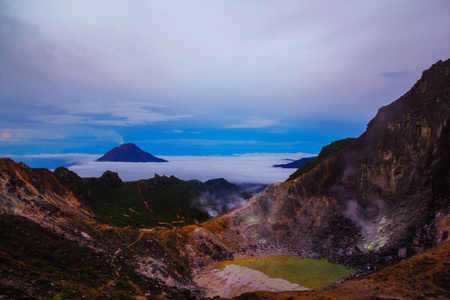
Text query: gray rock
398 248 407 258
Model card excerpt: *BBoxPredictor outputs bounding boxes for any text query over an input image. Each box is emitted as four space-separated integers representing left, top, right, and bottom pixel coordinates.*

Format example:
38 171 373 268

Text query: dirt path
111 230 145 276
127 230 144 249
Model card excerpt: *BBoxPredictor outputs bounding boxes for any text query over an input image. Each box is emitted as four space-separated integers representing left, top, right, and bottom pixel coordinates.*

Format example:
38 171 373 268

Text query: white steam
194 192 246 217
344 198 386 239
192 183 265 217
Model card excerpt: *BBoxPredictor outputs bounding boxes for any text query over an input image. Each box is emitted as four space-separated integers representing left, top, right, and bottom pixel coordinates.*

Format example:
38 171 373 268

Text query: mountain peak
97 143 167 163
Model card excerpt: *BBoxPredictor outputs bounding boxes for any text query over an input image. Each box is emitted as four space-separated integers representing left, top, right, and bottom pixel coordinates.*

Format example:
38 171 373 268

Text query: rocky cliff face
0 158 93 222
207 60 450 271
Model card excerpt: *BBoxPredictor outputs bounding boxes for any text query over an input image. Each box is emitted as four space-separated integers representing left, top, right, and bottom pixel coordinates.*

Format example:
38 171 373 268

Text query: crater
194 255 355 298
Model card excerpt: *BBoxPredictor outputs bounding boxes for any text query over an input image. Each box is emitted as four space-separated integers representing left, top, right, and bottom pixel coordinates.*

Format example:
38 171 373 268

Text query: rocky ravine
0 60 449 299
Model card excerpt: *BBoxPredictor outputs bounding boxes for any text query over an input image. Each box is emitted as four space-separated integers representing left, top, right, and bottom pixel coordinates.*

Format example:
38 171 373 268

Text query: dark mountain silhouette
96 143 167 162
273 156 316 168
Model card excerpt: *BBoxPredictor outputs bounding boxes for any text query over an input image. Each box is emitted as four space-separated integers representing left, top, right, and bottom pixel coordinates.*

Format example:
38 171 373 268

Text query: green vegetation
53 289 75 299
219 255 355 290
88 175 210 228
288 138 356 181
53 168 210 228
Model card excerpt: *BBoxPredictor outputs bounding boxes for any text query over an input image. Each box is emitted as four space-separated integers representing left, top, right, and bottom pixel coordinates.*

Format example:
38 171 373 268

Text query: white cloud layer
67 153 312 184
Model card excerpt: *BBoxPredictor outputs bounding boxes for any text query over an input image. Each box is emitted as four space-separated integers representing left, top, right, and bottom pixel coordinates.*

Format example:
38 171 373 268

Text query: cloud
8 152 315 184
7 153 98 161
5 153 99 170
1 1 450 155
32 115 91 125
66 153 314 184
154 139 263 146
32 112 192 126
225 117 280 129
3 1 450 126
1 132 12 139
0 128 66 141
0 126 122 147
31 99 193 126
378 71 410 78
151 139 313 149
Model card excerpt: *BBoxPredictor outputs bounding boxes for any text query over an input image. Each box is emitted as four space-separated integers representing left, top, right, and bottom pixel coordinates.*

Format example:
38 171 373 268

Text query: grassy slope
89 177 210 228
288 138 356 181
53 168 210 228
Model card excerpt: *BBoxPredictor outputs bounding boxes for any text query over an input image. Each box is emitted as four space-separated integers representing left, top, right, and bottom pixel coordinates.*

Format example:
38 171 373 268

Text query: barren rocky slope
0 60 449 299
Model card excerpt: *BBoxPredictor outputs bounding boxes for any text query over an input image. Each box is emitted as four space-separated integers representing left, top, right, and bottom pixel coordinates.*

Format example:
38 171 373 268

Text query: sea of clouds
70 153 312 184
7 153 314 185
10 153 311 184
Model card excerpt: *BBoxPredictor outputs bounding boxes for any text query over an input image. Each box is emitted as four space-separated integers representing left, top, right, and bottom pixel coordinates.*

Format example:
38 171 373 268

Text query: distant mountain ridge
273 156 316 168
96 143 167 162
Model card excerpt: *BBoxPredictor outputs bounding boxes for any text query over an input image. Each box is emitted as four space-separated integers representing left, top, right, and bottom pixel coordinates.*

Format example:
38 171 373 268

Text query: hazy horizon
2 1 450 158
2 1 449 185
5 151 313 184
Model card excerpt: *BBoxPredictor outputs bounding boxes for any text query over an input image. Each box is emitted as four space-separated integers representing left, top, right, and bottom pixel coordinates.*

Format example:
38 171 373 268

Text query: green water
219 256 355 290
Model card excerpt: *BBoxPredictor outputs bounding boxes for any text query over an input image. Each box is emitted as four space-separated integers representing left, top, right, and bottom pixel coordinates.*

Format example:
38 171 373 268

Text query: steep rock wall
0 158 93 220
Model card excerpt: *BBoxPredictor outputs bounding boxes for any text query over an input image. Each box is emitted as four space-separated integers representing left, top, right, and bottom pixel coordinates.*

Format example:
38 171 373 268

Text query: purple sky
1 1 450 158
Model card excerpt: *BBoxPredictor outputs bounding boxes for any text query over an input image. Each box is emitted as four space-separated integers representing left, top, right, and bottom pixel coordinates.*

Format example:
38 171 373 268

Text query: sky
1 0 450 161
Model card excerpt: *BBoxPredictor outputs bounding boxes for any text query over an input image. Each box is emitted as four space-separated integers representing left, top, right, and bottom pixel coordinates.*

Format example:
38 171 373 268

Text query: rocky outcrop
0 158 93 221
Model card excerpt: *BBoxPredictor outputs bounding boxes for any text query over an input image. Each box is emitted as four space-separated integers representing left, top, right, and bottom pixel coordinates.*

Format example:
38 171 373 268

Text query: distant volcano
96 143 168 163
